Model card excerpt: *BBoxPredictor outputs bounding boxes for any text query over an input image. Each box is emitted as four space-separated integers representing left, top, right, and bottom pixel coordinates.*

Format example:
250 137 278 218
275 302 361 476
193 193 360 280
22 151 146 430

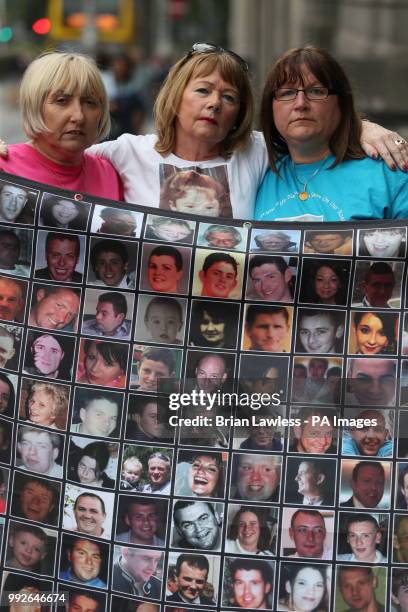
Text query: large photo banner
0 170 408 612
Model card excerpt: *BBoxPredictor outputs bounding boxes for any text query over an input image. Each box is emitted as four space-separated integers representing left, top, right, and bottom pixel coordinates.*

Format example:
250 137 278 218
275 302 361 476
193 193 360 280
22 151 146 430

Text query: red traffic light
32 18 52 35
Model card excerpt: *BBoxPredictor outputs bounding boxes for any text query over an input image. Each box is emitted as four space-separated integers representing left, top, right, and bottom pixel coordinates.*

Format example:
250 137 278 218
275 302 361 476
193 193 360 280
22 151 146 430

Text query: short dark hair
175 553 209 575
202 252 238 275
352 461 385 482
365 261 395 282
74 492 106 514
139 346 176 373
175 553 210 576
149 245 183 271
144 296 183 323
90 239 128 271
290 509 325 531
246 304 289 327
45 231 80 254
173 500 215 525
345 512 379 532
83 339 127 373
98 291 127 317
260 45 364 174
78 442 110 475
230 558 272 584
338 565 374 583
249 255 288 276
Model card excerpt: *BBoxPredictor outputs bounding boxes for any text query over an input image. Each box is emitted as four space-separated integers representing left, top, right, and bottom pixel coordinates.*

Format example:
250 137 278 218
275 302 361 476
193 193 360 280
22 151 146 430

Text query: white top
89 132 268 219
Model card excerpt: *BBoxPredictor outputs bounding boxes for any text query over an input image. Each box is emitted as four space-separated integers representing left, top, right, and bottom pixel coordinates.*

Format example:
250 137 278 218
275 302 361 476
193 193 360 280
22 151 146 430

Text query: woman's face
200 311 225 345
363 229 403 258
84 342 123 385
355 312 389 355
0 379 11 412
77 454 99 485
52 200 79 225
272 66 341 152
288 567 325 612
39 87 102 163
176 69 240 153
314 266 341 303
28 388 56 426
237 511 261 549
188 455 220 496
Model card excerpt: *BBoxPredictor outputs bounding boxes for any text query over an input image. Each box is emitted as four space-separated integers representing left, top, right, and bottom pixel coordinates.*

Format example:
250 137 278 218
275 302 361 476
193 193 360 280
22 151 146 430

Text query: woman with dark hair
256 45 408 221
175 451 225 498
70 441 115 488
0 373 15 418
359 227 406 258
40 196 89 230
77 340 127 388
351 311 398 355
300 260 349 305
189 300 238 348
0 47 403 215
225 506 275 555
278 563 329 612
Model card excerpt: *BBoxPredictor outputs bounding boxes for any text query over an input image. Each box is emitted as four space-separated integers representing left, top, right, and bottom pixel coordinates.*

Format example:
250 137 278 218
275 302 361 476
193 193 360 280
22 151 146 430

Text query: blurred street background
0 0 407 142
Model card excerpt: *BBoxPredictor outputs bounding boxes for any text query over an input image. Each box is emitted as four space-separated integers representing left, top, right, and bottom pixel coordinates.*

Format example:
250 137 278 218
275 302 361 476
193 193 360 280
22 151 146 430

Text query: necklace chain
291 155 330 201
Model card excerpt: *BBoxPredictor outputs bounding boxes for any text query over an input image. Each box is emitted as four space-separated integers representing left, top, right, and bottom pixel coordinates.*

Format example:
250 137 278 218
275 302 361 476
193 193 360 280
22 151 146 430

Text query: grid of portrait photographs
1 173 408 612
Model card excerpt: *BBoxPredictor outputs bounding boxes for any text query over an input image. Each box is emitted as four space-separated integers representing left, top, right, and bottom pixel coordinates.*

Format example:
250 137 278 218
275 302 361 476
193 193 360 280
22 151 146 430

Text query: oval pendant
298 191 309 201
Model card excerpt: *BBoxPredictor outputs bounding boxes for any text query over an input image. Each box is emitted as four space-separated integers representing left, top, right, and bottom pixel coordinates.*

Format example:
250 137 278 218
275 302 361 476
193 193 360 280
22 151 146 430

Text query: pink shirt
0 143 124 200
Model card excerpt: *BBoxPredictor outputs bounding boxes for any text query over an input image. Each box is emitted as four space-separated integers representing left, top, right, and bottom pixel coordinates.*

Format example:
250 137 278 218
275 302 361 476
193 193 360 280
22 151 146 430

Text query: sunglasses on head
181 42 249 72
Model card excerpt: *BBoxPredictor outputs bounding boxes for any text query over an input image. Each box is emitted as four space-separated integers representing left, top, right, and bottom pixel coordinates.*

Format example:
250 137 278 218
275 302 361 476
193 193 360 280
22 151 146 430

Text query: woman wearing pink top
0 51 123 200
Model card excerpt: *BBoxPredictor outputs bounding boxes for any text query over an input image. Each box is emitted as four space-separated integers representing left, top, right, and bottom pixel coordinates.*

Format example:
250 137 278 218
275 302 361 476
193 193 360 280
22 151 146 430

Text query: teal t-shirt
255 155 408 222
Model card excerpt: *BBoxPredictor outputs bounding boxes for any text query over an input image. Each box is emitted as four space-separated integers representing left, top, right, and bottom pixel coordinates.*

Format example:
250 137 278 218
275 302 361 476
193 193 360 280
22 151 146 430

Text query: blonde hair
20 51 110 140
154 52 253 157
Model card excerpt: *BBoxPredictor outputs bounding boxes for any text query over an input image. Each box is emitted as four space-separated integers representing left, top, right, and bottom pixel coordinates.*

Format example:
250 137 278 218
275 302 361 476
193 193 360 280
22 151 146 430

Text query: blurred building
229 0 408 129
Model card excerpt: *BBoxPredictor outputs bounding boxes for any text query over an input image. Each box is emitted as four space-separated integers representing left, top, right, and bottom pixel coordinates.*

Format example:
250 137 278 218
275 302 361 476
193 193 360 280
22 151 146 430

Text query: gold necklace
291 155 330 201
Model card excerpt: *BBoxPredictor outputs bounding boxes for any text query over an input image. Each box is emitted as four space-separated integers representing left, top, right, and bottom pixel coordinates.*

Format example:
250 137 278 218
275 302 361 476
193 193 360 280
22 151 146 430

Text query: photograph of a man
59 535 108 588
353 261 400 308
340 460 390 509
116 498 167 546
35 232 84 283
393 515 408 563
337 513 387 563
82 291 131 339
225 558 274 610
243 304 292 352
246 255 295 302
142 451 172 494
347 357 397 406
0 276 26 323
230 453 281 503
172 500 222 551
112 545 162 598
166 553 216 605
282 508 333 560
284 457 335 505
0 182 32 223
194 250 243 299
391 569 408 612
336 566 386 612
16 425 63 477
29 284 80 332
0 228 31 276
